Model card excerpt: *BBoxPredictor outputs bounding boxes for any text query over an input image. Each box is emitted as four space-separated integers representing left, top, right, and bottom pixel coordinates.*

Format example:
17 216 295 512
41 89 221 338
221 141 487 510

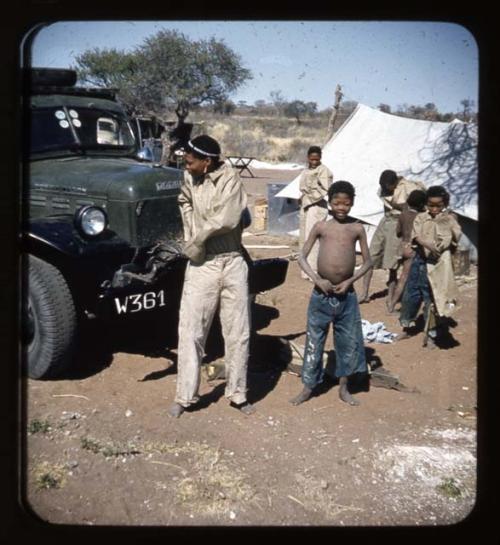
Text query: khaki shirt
386 177 427 216
412 210 462 255
299 163 333 207
178 163 247 263
412 209 462 316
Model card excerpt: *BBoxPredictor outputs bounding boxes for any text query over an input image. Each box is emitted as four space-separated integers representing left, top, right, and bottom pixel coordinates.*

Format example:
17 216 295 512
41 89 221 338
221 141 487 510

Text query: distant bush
187 111 335 163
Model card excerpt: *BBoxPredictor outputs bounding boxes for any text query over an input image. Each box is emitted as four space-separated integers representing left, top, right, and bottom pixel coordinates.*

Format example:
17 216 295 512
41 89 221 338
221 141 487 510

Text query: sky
26 20 479 114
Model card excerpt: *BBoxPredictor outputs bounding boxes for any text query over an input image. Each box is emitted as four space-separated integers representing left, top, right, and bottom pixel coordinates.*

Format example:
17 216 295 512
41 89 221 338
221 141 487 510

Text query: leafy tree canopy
72 29 252 118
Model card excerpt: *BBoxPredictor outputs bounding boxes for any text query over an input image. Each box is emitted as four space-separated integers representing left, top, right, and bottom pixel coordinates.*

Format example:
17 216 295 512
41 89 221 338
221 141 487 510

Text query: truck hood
30 156 183 201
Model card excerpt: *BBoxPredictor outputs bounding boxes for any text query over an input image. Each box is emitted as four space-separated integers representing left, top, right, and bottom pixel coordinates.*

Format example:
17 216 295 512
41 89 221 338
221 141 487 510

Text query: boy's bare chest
321 221 358 244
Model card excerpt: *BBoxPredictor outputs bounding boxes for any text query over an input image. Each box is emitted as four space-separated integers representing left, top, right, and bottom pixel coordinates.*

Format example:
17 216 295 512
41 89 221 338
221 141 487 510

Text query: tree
73 30 252 121
213 99 236 115
460 99 475 122
284 100 309 124
304 102 318 116
324 85 344 144
73 48 144 115
378 103 392 114
269 90 286 116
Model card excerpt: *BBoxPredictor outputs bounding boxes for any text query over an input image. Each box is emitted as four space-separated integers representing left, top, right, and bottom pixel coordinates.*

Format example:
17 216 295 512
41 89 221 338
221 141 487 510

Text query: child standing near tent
290 181 372 407
387 189 427 313
359 170 426 310
298 146 333 279
398 186 462 348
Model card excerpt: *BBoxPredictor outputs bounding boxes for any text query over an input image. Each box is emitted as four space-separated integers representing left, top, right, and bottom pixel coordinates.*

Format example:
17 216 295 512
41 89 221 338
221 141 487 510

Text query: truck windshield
30 106 136 154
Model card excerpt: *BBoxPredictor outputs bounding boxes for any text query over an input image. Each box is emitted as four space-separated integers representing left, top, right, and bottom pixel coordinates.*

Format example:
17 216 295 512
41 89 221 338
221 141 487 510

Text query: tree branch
324 84 343 146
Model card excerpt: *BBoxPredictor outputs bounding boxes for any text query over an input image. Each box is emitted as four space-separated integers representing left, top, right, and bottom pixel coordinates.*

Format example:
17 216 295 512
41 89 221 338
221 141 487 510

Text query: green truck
23 68 288 380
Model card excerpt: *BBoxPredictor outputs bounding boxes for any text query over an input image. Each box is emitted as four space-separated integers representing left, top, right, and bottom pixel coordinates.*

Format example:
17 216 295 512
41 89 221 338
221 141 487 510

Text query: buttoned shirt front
299 163 333 207
178 162 247 261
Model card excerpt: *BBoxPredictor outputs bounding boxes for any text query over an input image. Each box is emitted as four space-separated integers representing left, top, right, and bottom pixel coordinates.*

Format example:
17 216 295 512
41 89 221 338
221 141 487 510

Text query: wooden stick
51 394 90 400
287 495 306 507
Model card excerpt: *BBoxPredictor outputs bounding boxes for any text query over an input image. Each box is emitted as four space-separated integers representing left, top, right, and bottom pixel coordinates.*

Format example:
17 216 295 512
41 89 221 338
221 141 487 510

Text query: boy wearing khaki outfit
398 185 462 348
299 146 333 279
168 135 255 418
360 170 426 309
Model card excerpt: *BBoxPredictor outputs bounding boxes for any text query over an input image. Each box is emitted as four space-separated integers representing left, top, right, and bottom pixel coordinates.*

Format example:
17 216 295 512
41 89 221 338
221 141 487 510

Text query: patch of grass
174 444 259 517
143 440 260 517
436 477 463 498
189 112 328 163
28 418 51 434
80 436 141 458
294 473 363 519
77 436 260 518
33 462 66 490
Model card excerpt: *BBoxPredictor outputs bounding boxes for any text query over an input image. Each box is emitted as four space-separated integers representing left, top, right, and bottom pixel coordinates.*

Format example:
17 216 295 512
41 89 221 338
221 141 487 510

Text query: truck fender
25 216 86 258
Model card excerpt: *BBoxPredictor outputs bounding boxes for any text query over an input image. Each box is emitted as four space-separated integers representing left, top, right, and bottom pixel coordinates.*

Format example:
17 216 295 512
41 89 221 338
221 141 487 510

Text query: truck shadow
64 302 294 384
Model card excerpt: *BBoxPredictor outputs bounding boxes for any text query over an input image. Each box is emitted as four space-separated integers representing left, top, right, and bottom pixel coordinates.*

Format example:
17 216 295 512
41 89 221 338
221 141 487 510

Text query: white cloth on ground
361 319 397 343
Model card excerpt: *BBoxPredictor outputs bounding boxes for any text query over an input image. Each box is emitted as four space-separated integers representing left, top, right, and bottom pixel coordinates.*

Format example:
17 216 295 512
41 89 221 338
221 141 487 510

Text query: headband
187 140 220 157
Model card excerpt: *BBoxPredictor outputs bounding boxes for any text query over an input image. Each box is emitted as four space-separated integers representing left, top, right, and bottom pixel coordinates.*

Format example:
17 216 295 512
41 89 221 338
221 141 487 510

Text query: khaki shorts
369 214 400 270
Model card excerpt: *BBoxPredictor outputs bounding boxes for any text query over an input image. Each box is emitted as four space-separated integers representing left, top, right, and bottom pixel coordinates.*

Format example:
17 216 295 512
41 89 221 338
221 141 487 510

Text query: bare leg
168 402 185 418
386 269 398 313
339 376 360 406
388 257 412 312
359 269 373 303
289 386 313 406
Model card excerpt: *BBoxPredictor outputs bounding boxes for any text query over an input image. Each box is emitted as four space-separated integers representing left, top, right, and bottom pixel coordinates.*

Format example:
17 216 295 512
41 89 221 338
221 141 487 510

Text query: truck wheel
23 256 77 379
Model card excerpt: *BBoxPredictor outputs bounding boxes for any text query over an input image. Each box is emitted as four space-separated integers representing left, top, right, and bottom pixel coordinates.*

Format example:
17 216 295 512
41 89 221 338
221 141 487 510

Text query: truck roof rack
31 85 118 100
30 67 78 87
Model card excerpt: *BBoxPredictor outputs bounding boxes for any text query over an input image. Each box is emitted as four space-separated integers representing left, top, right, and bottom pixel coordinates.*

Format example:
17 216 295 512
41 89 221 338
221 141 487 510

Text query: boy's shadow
405 315 460 349
303 350 371 399
367 288 388 302
194 302 298 406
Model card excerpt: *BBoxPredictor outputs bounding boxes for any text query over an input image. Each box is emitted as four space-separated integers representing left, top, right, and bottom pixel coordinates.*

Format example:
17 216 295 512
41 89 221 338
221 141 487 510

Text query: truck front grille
134 196 184 247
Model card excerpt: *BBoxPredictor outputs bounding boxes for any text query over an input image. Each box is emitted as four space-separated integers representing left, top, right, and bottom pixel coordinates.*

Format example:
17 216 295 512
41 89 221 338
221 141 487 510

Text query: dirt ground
22 168 479 529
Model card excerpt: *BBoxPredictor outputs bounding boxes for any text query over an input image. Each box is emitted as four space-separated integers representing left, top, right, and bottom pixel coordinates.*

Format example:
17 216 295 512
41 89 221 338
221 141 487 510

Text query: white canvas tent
276 104 478 258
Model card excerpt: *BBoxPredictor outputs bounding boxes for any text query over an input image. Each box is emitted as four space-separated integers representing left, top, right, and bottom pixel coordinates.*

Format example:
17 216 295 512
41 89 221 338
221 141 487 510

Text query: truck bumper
96 256 289 321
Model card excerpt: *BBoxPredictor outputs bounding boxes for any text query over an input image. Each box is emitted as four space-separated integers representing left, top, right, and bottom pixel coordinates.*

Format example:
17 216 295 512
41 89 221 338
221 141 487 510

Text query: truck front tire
24 255 77 379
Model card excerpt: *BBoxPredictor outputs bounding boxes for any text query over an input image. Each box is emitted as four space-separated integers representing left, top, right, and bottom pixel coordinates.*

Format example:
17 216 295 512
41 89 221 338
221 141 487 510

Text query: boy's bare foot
397 330 412 341
289 387 313 406
385 301 399 316
230 401 256 415
358 293 370 304
168 402 185 418
339 377 360 406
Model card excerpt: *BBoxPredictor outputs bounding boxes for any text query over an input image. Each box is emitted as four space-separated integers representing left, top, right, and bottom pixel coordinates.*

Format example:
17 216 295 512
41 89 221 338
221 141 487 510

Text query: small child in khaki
398 185 462 348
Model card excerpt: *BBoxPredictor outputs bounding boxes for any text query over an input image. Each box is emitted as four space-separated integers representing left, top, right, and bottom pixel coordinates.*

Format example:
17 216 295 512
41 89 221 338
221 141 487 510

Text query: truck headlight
75 205 108 236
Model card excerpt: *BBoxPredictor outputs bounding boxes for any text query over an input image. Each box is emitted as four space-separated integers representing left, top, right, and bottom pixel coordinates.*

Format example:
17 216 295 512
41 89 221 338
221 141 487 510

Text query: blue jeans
301 288 367 389
399 252 437 337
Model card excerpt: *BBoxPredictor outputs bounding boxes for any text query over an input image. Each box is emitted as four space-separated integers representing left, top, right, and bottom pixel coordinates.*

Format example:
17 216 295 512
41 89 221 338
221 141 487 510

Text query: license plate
113 290 166 315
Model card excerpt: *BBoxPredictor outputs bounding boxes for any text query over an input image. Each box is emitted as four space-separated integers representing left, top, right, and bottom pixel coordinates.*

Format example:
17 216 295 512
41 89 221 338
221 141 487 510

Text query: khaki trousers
299 201 329 278
175 252 250 407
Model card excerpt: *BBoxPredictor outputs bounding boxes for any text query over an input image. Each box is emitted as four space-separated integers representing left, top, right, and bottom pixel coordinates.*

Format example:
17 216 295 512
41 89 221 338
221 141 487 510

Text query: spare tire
23 255 77 379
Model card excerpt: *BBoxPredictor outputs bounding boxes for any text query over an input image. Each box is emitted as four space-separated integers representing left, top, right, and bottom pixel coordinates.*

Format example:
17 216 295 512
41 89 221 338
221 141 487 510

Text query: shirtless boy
290 181 373 407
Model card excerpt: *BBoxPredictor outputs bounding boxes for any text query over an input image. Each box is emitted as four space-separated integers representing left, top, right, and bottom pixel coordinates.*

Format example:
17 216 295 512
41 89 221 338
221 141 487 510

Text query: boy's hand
183 239 205 263
332 279 351 295
402 244 414 259
315 278 335 295
425 243 440 259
